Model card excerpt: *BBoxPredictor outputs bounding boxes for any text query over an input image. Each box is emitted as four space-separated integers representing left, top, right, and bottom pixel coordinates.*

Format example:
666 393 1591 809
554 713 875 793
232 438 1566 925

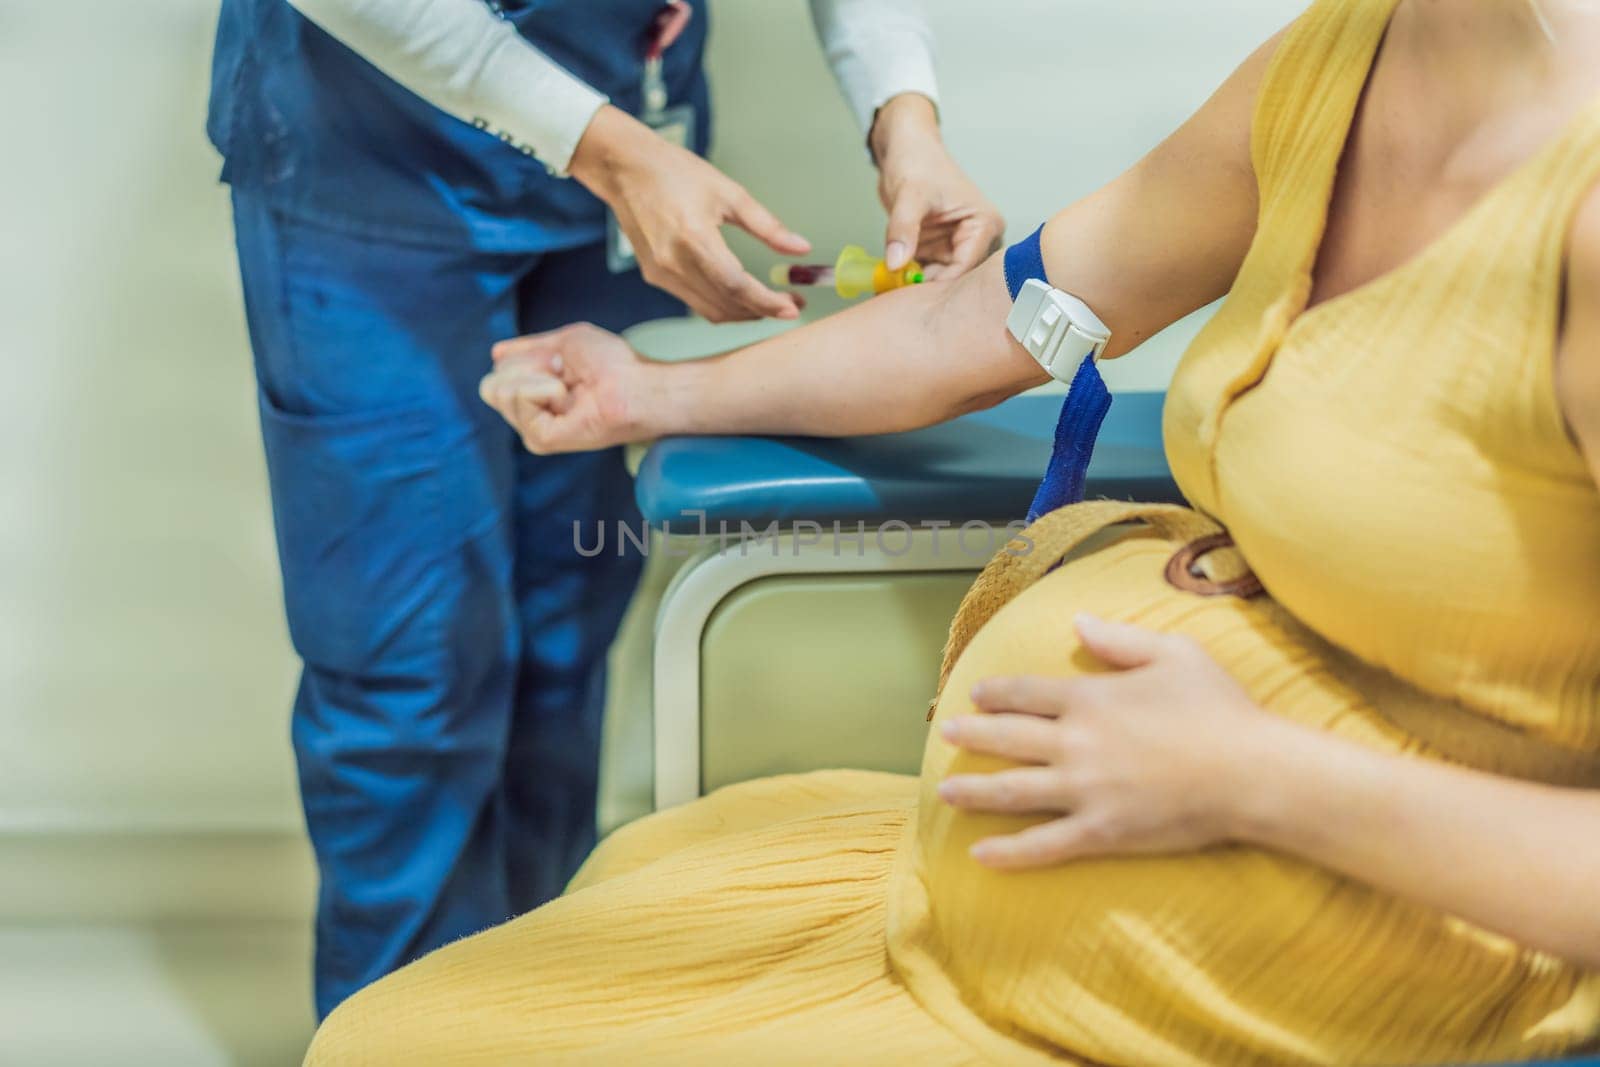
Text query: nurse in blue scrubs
208 0 1001 1018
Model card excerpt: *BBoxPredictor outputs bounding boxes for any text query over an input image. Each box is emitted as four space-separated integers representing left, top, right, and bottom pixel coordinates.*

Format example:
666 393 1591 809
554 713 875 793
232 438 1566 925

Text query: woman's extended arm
481 31 1278 453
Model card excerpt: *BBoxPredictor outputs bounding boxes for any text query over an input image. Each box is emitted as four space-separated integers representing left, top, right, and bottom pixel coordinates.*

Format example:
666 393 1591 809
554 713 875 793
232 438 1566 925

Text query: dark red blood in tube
785 265 832 285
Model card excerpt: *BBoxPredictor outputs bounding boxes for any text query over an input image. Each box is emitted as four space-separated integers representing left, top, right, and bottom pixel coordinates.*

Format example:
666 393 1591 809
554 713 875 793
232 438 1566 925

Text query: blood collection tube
769 263 836 287
769 245 924 299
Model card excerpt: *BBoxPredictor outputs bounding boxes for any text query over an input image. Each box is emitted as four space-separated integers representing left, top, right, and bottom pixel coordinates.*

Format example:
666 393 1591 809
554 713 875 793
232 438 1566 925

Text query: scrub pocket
256 389 455 676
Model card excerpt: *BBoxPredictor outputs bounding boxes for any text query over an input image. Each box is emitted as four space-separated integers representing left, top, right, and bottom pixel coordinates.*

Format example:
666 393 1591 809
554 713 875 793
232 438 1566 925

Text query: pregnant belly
890 531 1594 1066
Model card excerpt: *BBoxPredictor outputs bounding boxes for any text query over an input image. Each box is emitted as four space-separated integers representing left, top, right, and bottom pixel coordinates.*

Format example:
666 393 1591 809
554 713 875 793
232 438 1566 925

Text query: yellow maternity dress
305 1 1600 1062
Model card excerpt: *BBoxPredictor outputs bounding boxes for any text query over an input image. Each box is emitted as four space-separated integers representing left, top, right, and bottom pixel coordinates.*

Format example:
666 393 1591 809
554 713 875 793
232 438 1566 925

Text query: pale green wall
0 0 1300 920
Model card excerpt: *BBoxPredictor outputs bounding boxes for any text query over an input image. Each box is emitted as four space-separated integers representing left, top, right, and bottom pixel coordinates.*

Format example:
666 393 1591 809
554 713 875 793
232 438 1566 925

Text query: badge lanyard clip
641 1 691 123
607 1 697 273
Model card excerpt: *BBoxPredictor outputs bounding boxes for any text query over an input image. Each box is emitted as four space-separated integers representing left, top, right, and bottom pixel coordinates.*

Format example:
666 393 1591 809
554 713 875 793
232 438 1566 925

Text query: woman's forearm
484 24 1277 450
630 26 1278 442
643 252 1042 439
1234 718 1600 967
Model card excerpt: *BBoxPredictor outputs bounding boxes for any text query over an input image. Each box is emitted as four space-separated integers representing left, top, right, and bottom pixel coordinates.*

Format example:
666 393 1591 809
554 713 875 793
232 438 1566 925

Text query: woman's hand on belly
936 612 1283 869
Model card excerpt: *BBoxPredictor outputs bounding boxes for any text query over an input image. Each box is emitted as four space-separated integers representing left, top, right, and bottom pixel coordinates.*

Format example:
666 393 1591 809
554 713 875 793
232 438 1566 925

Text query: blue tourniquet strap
1004 225 1113 522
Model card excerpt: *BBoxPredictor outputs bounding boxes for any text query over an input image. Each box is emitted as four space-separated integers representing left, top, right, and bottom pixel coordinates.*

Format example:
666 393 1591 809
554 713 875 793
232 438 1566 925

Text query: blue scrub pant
231 193 680 1018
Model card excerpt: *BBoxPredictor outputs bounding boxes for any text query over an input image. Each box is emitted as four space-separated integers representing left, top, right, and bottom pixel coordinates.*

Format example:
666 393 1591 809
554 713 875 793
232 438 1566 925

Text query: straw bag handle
930 501 1229 717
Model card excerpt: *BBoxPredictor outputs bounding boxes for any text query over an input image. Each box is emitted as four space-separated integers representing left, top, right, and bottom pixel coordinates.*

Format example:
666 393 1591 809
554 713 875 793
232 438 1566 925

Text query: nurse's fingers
691 240 800 322
727 188 811 257
883 185 930 271
722 267 801 321
664 266 750 326
943 217 1002 279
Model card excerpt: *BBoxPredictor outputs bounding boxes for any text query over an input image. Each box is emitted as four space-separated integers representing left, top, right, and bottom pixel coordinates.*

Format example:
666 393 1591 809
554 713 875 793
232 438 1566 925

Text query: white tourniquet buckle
1005 278 1111 383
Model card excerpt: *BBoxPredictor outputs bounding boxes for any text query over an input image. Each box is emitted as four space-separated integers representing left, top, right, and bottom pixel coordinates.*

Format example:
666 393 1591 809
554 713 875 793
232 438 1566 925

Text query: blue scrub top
208 0 712 252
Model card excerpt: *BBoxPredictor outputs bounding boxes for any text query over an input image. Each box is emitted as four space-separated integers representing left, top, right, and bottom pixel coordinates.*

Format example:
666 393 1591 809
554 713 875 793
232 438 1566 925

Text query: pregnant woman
308 0 1600 1063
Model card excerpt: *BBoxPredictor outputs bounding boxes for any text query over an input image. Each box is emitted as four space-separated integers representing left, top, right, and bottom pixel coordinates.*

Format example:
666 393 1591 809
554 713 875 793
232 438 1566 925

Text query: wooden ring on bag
1164 533 1265 598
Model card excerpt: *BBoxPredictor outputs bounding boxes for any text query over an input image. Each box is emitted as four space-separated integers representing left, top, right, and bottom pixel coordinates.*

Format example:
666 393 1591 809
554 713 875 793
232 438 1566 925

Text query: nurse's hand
870 94 1004 281
479 324 650 454
571 106 812 323
936 614 1289 870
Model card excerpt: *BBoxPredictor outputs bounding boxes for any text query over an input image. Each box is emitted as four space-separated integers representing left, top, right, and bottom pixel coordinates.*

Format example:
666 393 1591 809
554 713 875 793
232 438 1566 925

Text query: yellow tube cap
834 245 924 299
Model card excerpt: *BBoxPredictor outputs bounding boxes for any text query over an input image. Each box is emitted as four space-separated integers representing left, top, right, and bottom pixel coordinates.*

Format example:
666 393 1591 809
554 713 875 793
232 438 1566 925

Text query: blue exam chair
600 392 1175 824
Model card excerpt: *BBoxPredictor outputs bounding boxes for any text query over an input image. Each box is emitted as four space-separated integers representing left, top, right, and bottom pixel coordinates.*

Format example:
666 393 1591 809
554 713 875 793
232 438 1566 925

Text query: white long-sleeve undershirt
807 0 939 138
285 0 940 177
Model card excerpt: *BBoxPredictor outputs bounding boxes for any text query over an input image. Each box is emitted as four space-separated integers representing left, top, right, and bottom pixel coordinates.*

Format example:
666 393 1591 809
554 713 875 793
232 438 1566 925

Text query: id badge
605 103 697 275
